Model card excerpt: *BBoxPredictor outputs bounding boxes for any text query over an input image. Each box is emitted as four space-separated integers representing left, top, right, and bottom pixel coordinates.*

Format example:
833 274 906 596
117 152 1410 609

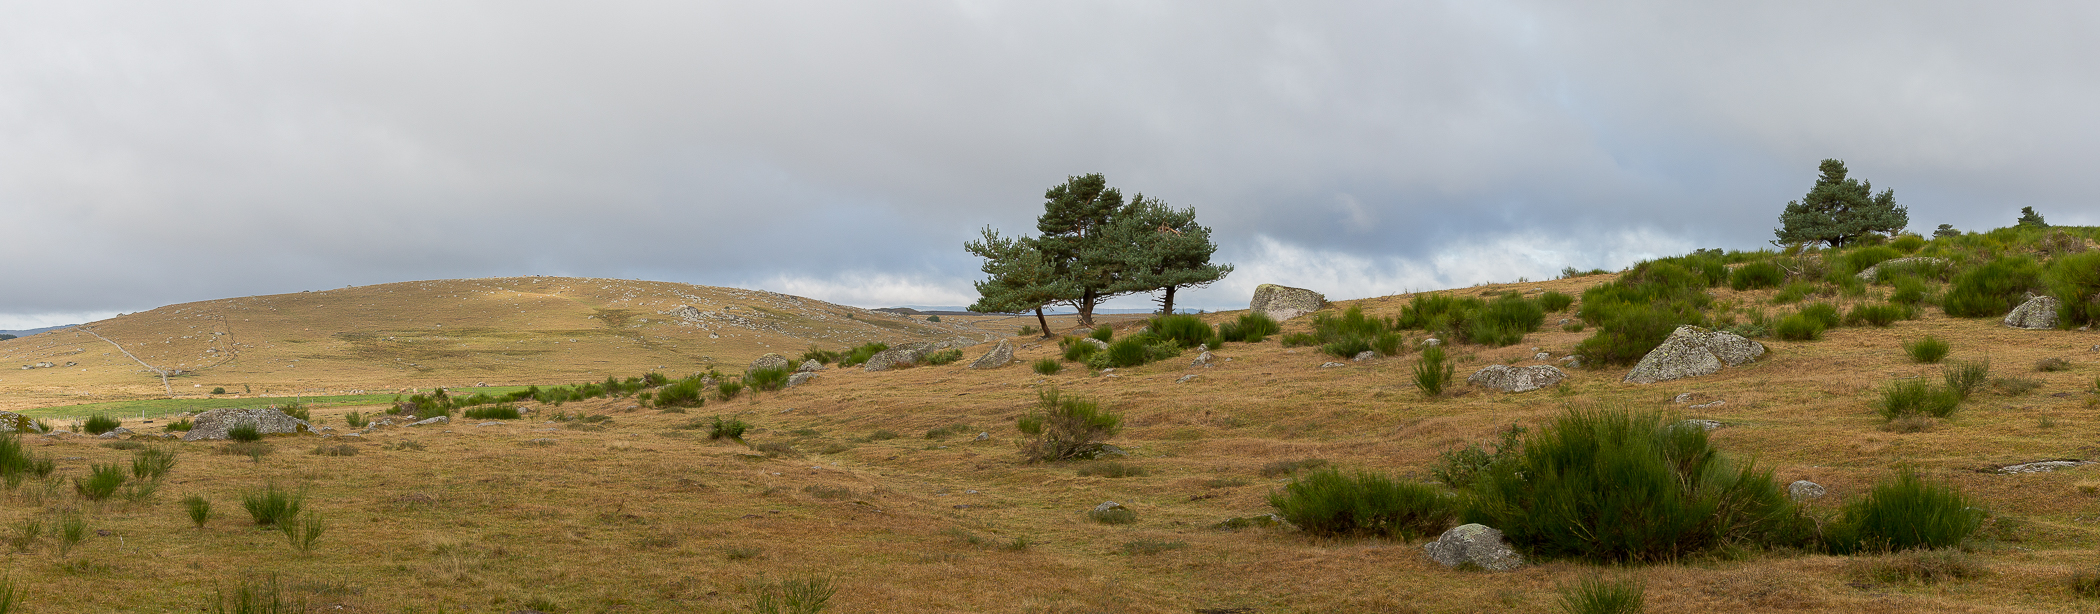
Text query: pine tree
1104 196 1232 314
1774 159 1908 248
964 228 1074 337
2017 206 2047 227
1033 174 1132 326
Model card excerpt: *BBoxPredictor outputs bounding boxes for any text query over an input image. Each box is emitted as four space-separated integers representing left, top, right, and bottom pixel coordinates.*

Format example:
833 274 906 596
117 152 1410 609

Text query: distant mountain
0 324 77 339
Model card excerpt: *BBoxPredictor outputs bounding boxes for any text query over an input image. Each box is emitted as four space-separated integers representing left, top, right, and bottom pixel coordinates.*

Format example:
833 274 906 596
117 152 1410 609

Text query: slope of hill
0 276 1004 410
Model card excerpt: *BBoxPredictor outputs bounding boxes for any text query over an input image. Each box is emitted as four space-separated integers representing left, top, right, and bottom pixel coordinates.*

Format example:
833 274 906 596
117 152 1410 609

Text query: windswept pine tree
1774 159 1908 248
970 174 1231 328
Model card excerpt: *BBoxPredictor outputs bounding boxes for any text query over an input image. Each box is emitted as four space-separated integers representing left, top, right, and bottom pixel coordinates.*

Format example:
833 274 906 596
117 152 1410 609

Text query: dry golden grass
0 274 2095 612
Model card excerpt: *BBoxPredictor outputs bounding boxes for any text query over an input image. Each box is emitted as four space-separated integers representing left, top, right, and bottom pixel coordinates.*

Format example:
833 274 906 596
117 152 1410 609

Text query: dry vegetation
0 233 2096 612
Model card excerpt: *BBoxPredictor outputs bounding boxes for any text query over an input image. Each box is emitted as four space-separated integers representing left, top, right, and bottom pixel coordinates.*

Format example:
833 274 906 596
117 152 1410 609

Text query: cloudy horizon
3 2 2095 329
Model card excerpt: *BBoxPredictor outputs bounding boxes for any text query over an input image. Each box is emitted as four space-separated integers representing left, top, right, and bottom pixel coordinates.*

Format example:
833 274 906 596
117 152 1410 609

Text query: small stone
1423 524 1524 571
1191 351 1215 367
1093 501 1125 513
1353 350 1376 362
1319 362 1347 368
1787 480 1826 501
410 416 449 426
1422 338 1441 347
795 359 825 373
1176 374 1199 383
1673 393 1697 404
974 432 989 441
1534 352 1550 361
1679 419 1723 431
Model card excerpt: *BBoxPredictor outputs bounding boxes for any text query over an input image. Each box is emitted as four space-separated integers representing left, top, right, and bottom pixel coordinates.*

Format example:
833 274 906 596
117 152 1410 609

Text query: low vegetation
1016 388 1121 463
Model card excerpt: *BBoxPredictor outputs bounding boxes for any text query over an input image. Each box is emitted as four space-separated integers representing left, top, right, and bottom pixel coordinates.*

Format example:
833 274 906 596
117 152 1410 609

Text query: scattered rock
1353 350 1376 362
1423 524 1524 571
1093 501 1126 513
966 339 1014 369
1533 352 1550 361
796 359 825 373
1787 480 1826 501
2004 296 2061 330
1558 356 1582 369
96 427 134 439
1319 362 1347 368
410 416 450 427
182 408 312 441
1688 400 1725 410
0 412 42 433
1080 338 1110 350
1623 326 1765 385
786 372 815 388
1997 460 2093 474
1422 338 1441 347
862 347 925 372
1679 419 1723 431
974 432 989 441
476 422 503 427
1672 392 1699 404
1248 284 1328 322
1854 257 1948 282
1466 365 1567 393
1190 351 1215 367
1176 374 1199 383
749 353 792 373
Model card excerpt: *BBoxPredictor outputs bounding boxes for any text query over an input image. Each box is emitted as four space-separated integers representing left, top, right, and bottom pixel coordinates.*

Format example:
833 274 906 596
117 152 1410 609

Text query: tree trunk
1033 307 1052 339
1157 286 1178 315
1076 288 1099 326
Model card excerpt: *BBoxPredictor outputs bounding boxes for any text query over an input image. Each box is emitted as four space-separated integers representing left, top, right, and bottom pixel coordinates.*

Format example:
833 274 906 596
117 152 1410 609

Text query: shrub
655 376 708 408
1267 467 1456 539
921 348 964 366
1773 313 1825 341
1076 461 1148 478
1770 280 1815 304
745 367 793 392
716 380 745 401
1841 245 1904 275
1557 577 1644 614
1150 314 1217 349
83 414 119 435
1017 325 1039 337
275 402 309 422
1088 506 1137 525
1875 379 1962 420
1943 256 2045 317
1060 336 1101 362
1889 276 1933 306
1088 326 1114 343
1217 312 1280 343
1729 261 1786 291
1944 360 1990 399
2037 357 2072 372
1017 388 1122 462
210 386 226 395
56 514 85 557
1798 302 1841 328
462 405 521 420
1090 334 1181 369
1889 234 1926 253
708 417 749 442
1844 303 1907 327
1573 301 1704 366
1903 336 1949 363
800 347 844 365
74 463 126 500
241 484 305 527
342 411 369 428
1031 358 1062 375
183 495 213 528
1279 332 1319 347
205 573 304 614
1469 293 1545 347
1429 424 1524 489
165 417 194 432
132 447 176 481
926 315 940 322
1539 291 1575 312
1413 346 1455 397
227 421 263 442
0 434 52 482
2050 251 2100 328
839 342 888 367
1825 470 1983 554
1462 408 1805 563
282 512 324 553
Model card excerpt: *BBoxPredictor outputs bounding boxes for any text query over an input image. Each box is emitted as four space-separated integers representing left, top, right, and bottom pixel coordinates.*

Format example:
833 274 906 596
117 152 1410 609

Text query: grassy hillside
0 228 2094 612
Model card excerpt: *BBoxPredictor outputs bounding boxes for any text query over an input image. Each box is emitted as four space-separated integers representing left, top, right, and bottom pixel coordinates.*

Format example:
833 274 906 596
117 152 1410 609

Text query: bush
210 386 226 395
1875 379 1962 420
241 484 304 527
132 448 176 481
1429 424 1524 489
744 367 793 392
708 417 749 442
1770 280 1815 304
1267 467 1456 539
1462 408 1805 563
281 512 324 553
1469 293 1545 347
1088 506 1137 525
1149 314 1217 349
1573 299 1705 367
839 342 888 367
1539 291 1575 312
1018 325 1039 337
1088 326 1114 343
1826 470 1983 554
1032 357 1062 375
227 421 263 442
1944 360 1990 399
183 495 213 528
1279 332 1319 347
1090 334 1181 369
74 463 126 500
462 405 521 420
1729 261 1787 291
655 376 708 408
342 411 369 428
2050 251 2100 328
1797 302 1840 328
1017 388 1122 462
83 414 119 435
165 417 194 432
1060 336 1100 362
799 347 844 365
716 380 745 401
1841 246 1904 275
1216 312 1280 343
1557 577 1644 614
925 315 940 322
1413 346 1455 397
1903 336 1949 363
1773 313 1825 341
275 402 309 422
1844 303 1908 327
1889 276 1933 306
2037 357 2073 372
1944 256 2044 317
921 348 964 366
1890 234 1926 253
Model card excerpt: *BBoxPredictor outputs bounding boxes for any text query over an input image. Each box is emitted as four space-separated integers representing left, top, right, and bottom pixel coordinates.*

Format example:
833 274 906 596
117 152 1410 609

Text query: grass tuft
1825 469 1983 554
240 484 305 527
1557 576 1644 614
1413 346 1456 397
1267 467 1455 540
1903 336 1950 363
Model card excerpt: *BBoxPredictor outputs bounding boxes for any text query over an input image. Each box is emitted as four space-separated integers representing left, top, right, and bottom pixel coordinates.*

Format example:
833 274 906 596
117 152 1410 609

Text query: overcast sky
2 2 2095 328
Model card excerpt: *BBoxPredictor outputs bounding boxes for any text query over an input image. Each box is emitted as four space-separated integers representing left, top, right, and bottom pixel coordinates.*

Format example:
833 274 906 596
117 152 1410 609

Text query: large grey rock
1423 524 1524 571
749 353 792 373
0 411 42 433
1466 365 1567 393
1855 257 1948 282
966 340 1014 369
1623 326 1765 385
1787 480 1826 501
2004 295 2060 329
786 372 815 388
862 347 924 372
1248 284 1327 322
795 359 825 373
182 407 312 441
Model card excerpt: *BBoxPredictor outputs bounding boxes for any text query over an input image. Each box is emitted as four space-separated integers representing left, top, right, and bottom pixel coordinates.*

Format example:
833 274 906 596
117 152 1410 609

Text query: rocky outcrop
787 372 815 388
1466 365 1567 393
1855 257 1948 282
966 340 1014 369
1423 524 1524 571
1623 326 1765 385
182 407 311 441
0 412 41 433
1248 284 1327 322
796 359 825 373
862 347 925 372
2004 295 2060 329
749 353 792 373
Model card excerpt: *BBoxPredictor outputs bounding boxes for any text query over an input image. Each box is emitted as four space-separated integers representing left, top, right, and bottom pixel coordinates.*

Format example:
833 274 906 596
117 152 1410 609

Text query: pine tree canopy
1773 159 1908 248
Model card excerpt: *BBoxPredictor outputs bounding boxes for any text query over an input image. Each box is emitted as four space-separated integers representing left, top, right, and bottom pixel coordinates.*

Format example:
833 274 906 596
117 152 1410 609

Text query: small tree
2017 206 2047 227
1932 223 1960 239
1774 159 1908 248
965 227 1076 338
1104 196 1233 314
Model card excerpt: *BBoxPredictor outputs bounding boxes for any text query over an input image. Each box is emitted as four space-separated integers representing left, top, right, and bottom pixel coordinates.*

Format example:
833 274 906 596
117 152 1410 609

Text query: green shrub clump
1538 291 1575 312
838 342 888 367
1413 345 1455 397
462 405 521 420
1825 470 1983 554
240 484 305 527
1216 312 1280 343
83 414 120 435
1267 467 1455 540
1943 360 1990 399
1031 357 1062 375
1903 336 1949 363
1017 388 1122 462
1943 256 2044 317
1875 379 1962 420
1843 303 1910 327
74 463 127 500
226 421 263 442
707 417 749 442
1149 314 1217 349
1398 294 1543 348
1309 305 1408 356
654 376 708 408
1730 261 1787 291
744 366 794 392
921 348 965 366
1091 335 1182 369
1557 577 1644 614
1571 261 1714 366
1463 408 1804 563
2049 251 2100 328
